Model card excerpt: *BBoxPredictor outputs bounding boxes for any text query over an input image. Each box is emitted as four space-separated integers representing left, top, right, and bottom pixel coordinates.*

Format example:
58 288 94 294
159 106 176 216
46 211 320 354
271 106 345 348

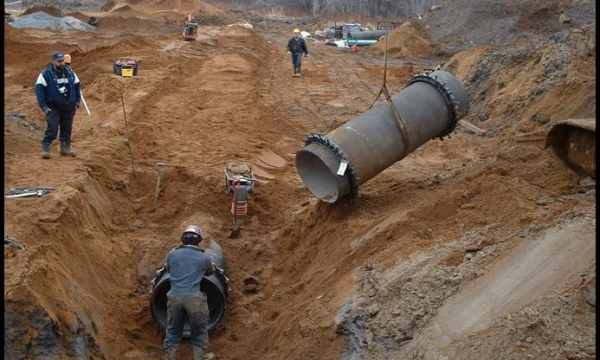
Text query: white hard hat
181 224 203 244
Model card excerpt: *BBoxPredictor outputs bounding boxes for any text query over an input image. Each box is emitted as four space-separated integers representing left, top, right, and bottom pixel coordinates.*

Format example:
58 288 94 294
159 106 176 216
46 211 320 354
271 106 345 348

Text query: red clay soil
4 1 596 359
19 5 62 17
367 19 434 59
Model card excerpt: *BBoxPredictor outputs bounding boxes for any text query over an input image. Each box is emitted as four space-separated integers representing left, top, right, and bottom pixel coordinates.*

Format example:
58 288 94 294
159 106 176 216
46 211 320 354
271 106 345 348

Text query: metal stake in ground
75 90 91 138
120 93 137 178
80 90 91 116
154 162 165 206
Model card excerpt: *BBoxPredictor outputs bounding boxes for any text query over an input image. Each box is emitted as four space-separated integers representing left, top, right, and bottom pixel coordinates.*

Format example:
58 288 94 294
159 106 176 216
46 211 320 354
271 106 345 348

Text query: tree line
295 0 441 18
208 0 443 19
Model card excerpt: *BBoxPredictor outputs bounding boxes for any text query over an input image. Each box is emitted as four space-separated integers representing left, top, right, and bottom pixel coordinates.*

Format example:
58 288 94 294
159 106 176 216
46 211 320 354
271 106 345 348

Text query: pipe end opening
296 146 345 203
150 277 227 336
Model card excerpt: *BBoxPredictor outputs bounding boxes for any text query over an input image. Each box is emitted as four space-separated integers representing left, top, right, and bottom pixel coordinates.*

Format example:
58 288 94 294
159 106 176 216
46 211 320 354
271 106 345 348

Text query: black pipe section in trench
295 71 470 203
150 239 230 336
348 30 388 40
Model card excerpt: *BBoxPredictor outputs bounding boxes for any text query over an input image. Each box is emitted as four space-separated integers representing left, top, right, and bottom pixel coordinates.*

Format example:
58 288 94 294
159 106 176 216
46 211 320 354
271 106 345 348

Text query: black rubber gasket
406 73 461 139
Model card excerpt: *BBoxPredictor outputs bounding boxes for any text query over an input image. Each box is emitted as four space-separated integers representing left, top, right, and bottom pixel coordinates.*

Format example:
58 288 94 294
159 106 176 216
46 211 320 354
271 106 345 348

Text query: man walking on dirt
163 225 216 360
35 51 81 159
287 28 309 77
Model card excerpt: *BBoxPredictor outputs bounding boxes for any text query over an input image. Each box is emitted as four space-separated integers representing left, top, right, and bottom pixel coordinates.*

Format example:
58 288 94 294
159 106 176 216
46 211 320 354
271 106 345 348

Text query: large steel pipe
348 30 388 40
150 239 230 336
295 71 470 203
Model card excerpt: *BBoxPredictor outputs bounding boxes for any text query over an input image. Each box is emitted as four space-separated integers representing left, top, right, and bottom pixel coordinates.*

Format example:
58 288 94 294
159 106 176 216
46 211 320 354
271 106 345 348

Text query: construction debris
4 235 26 249
458 120 487 136
226 21 253 30
5 187 55 199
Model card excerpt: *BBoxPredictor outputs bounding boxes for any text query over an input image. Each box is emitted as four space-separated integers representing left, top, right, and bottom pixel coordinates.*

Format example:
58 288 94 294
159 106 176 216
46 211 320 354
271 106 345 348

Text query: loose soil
4 0 596 359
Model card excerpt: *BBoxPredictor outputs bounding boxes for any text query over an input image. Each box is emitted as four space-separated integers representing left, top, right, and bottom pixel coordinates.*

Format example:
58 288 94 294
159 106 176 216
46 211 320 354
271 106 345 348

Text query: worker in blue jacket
35 51 81 159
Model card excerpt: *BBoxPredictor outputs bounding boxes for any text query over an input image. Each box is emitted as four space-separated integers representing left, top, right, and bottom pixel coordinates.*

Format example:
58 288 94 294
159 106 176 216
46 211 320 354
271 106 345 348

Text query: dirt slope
4 1 595 359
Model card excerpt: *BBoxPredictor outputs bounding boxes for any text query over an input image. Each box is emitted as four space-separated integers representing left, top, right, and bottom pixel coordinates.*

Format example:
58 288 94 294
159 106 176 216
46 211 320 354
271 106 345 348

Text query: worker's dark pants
43 106 75 146
291 53 303 73
164 291 210 350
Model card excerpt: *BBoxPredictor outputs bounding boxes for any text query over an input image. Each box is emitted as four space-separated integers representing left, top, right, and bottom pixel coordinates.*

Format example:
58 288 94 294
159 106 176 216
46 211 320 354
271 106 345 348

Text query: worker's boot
164 347 177 360
41 141 51 159
60 140 76 157
296 64 302 77
193 347 215 360
293 66 298 77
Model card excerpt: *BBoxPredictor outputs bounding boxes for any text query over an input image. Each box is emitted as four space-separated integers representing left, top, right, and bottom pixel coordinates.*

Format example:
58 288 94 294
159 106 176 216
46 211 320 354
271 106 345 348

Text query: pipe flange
406 73 462 139
215 267 232 295
305 134 360 198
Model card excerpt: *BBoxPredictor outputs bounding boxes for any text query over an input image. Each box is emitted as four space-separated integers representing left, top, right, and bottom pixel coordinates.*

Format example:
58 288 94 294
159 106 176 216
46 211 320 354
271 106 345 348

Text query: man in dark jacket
163 225 216 360
286 28 309 77
35 51 81 159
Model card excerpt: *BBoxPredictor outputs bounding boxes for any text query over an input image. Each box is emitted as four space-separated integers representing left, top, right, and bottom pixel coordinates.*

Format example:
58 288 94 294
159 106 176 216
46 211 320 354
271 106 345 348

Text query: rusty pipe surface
295 71 470 203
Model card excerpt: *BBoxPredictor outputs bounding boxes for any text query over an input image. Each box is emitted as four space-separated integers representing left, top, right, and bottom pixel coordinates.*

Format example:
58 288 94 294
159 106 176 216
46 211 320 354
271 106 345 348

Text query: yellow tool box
113 59 139 77
121 65 134 77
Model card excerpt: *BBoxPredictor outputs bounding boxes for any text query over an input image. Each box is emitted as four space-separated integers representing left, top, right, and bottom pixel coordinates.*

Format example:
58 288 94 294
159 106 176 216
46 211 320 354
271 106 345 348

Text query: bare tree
288 0 440 17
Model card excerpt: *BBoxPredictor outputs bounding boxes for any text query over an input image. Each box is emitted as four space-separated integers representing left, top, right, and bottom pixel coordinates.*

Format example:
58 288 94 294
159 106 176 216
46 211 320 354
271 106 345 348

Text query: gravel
9 11 95 31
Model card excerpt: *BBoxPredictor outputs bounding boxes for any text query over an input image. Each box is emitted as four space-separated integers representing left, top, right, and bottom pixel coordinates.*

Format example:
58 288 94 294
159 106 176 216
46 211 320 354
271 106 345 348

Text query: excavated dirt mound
198 1 228 16
89 15 178 32
66 11 92 22
19 5 62 17
4 0 596 359
421 0 596 55
100 0 117 11
4 21 18 36
152 0 204 11
367 19 434 58
110 3 132 12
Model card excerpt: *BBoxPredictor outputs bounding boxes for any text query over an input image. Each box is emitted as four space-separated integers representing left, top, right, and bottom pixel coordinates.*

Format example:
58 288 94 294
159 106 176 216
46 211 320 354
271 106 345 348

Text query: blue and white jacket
35 63 81 111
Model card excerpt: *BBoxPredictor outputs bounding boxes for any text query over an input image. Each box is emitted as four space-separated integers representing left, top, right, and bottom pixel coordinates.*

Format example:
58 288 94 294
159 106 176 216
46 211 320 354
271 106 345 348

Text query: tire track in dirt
255 31 330 140
256 31 392 146
107 41 220 168
257 33 443 143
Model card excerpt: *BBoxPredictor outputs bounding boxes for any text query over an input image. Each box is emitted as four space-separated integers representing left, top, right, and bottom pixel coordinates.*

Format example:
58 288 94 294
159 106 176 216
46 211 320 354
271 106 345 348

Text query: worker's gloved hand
206 262 217 276
152 267 167 286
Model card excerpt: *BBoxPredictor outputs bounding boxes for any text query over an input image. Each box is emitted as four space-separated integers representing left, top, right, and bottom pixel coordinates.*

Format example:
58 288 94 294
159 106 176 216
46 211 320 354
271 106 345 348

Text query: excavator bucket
545 118 596 179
